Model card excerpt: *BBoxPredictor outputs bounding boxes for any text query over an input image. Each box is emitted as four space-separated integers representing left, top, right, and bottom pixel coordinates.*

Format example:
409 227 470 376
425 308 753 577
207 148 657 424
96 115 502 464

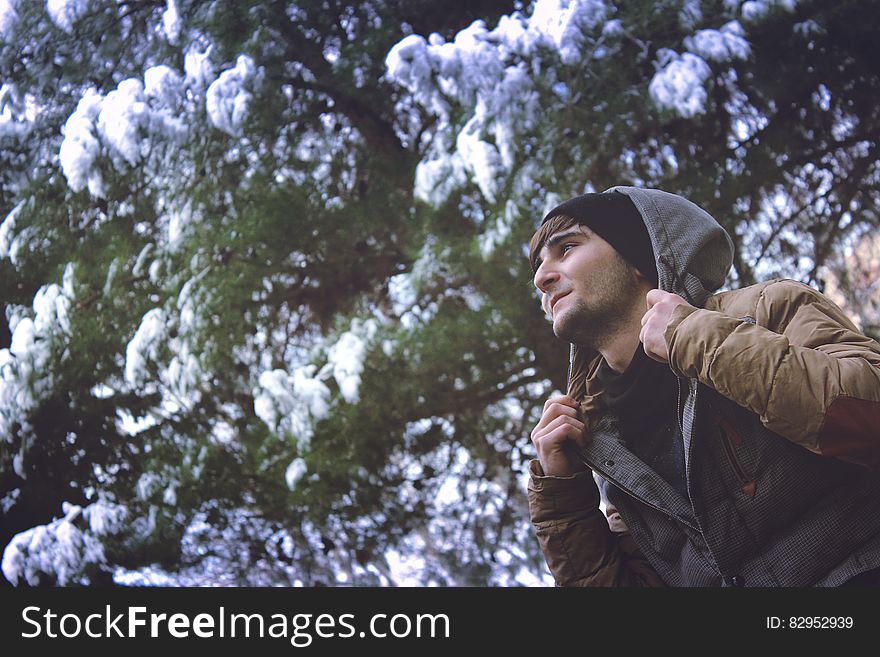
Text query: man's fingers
532 414 586 448
530 396 589 476
542 395 577 412
533 401 578 435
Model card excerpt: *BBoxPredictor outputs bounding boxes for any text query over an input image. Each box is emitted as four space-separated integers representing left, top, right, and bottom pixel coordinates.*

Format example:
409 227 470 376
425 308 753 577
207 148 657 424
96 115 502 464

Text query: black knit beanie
541 191 658 286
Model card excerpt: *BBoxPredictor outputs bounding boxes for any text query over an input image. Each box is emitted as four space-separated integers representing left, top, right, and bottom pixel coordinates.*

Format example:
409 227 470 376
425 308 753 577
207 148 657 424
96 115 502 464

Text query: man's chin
551 314 576 342
552 307 601 348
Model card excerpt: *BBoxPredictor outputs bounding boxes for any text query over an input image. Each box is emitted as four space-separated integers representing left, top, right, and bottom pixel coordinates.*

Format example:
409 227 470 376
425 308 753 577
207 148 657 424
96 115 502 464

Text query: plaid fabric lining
591 383 880 587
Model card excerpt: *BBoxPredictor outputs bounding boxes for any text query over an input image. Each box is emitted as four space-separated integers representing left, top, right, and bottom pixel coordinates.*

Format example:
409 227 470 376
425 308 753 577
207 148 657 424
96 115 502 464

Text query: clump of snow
122 271 210 414
649 51 711 118
184 45 215 88
206 55 261 137
59 91 105 196
131 243 154 278
97 79 148 167
254 367 331 449
479 200 518 258
684 21 750 63
0 0 19 39
1 499 127 585
136 471 162 501
144 65 183 106
0 201 22 261
387 1 609 206
59 73 188 197
387 272 418 317
650 22 750 118
326 319 377 404
678 0 703 30
414 148 467 207
285 458 307 490
0 269 75 443
162 0 181 44
125 308 167 386
164 274 209 406
46 0 90 33
456 119 504 203
741 0 798 22
385 35 442 116
84 499 128 535
528 0 608 64
254 318 377 445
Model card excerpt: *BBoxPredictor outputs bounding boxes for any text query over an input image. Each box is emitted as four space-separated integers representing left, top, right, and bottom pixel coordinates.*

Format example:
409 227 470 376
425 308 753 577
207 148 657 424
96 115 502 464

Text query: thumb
645 288 665 309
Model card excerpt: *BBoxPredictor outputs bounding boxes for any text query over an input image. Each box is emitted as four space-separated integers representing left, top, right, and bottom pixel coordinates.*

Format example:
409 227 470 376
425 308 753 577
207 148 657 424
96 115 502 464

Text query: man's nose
533 262 559 293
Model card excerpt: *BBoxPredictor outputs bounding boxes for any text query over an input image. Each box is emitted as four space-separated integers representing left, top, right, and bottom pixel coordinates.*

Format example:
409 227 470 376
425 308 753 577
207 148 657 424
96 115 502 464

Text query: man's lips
550 291 571 314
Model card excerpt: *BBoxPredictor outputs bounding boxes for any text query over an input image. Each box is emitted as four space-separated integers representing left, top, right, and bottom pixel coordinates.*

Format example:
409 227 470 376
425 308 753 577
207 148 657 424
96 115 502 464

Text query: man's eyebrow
542 229 585 254
534 229 586 271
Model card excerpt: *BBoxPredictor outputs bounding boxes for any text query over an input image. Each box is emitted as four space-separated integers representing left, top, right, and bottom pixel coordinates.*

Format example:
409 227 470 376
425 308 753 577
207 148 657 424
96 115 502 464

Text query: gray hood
605 186 734 306
566 186 734 401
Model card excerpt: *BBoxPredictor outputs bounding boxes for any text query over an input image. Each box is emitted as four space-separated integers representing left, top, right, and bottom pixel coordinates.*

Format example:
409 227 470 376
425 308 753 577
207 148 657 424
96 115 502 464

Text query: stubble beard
551 258 640 350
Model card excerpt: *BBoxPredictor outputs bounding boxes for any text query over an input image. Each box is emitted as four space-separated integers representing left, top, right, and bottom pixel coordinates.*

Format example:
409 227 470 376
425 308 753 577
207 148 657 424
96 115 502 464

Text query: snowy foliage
184 45 215 89
253 318 377 449
326 318 377 404
206 55 261 137
161 0 181 45
2 499 127 585
386 0 611 204
59 73 188 197
741 0 798 23
649 51 713 118
684 21 750 63
125 308 168 386
0 266 75 455
254 366 331 449
46 0 90 34
0 0 19 39
387 0 766 201
650 21 750 118
285 457 307 490
2 0 876 589
0 202 23 262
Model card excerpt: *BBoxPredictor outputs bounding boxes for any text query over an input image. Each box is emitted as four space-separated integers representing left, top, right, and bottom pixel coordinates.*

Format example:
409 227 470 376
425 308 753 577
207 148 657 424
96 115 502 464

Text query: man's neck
596 297 648 373
599 327 642 373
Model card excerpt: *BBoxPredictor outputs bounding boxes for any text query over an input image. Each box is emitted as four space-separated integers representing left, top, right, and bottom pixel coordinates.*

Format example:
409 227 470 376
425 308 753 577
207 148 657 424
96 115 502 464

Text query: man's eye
561 243 575 254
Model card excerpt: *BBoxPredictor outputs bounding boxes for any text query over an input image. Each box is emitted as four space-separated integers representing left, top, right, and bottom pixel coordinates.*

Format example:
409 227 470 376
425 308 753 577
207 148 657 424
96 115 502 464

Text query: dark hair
528 214 579 273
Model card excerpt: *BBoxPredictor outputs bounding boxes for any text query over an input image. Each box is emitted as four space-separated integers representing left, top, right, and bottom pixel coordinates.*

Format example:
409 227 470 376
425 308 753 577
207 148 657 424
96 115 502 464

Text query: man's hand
530 395 589 477
640 289 692 364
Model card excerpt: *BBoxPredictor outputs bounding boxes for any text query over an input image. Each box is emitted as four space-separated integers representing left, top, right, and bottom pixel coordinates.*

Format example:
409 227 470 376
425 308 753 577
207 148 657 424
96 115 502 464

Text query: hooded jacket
528 186 880 586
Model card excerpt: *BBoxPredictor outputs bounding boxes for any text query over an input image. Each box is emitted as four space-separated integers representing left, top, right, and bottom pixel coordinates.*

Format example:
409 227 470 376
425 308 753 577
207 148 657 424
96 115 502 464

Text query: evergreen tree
1 0 877 586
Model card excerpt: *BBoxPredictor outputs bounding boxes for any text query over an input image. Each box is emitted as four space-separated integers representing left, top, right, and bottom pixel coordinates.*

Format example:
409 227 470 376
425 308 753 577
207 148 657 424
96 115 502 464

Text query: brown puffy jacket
528 279 880 586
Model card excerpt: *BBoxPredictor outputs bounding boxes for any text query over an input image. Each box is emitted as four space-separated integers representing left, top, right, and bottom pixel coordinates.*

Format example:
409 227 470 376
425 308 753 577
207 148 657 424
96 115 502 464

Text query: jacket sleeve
527 460 666 586
665 279 880 466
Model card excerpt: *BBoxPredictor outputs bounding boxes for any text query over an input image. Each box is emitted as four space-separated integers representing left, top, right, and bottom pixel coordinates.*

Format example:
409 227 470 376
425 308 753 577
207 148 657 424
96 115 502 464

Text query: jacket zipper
676 376 685 435
567 344 697 530
566 343 575 394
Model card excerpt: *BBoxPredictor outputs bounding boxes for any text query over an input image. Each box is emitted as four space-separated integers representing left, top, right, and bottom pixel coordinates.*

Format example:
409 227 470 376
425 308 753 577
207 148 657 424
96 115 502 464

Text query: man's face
533 225 637 347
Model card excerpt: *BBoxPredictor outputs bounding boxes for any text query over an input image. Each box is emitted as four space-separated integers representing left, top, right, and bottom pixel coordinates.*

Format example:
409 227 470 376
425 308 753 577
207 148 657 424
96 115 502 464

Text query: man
527 187 880 586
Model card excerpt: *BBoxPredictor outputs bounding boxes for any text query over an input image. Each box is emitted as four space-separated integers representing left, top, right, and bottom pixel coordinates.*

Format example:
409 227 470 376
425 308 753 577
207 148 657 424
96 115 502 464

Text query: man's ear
629 265 656 299
630 264 649 284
